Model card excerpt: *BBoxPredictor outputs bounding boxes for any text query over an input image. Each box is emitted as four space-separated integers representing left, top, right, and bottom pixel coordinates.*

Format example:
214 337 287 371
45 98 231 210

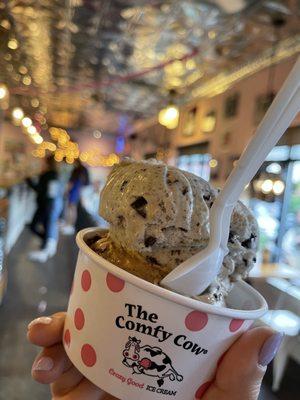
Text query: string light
261 179 273 194
34 126 119 167
4 53 12 61
22 117 32 127
273 180 285 195
0 84 8 100
186 59 196 70
7 39 18 50
32 134 43 144
0 19 11 30
22 76 32 85
27 125 37 135
31 98 39 107
19 66 28 75
12 107 24 120
93 130 102 139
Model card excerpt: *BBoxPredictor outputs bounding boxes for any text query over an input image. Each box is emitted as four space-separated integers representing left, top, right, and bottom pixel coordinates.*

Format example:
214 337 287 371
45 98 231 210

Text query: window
224 93 240 118
254 92 275 124
182 107 197 136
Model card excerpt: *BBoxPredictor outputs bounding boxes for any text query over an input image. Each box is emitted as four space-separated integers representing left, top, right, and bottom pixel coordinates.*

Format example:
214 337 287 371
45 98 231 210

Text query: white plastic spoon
161 57 300 296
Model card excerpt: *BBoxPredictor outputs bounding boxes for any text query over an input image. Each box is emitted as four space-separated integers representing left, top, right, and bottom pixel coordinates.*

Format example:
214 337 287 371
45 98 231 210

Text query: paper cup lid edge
76 228 268 320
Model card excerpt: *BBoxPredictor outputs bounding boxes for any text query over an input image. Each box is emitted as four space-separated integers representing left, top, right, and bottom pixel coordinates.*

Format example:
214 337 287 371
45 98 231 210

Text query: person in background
61 159 90 235
27 155 63 263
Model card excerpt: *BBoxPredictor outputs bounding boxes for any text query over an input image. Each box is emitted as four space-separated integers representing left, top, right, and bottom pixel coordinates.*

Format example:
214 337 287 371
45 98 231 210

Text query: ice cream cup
64 228 268 400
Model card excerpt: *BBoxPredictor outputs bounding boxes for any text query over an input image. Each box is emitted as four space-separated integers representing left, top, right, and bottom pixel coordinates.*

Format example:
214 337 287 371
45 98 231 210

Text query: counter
0 181 35 304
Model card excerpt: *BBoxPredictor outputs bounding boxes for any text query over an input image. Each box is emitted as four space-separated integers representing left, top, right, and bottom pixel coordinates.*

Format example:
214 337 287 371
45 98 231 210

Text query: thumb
203 327 283 400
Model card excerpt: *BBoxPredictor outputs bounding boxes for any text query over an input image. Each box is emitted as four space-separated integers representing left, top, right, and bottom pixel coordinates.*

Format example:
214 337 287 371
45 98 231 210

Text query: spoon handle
161 57 300 296
211 57 300 248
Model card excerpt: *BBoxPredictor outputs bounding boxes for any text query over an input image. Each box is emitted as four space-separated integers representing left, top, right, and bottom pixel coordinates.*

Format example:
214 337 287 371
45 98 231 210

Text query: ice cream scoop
99 159 258 304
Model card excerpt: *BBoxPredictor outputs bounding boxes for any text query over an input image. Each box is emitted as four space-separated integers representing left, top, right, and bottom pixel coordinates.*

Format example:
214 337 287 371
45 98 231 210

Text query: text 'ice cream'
89 159 258 305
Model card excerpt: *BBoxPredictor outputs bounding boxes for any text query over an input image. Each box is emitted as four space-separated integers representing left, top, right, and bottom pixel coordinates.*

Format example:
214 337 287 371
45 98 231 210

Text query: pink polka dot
64 329 71 347
81 270 91 291
195 381 212 399
185 311 208 331
74 308 85 330
106 273 125 293
229 319 244 332
81 344 97 367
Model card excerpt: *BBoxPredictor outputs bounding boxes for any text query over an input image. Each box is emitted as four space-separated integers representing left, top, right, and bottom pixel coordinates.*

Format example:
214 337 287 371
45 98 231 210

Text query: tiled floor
0 229 298 399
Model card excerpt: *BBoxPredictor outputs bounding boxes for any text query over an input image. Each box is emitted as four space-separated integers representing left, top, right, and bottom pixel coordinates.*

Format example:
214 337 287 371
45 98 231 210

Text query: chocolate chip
117 215 124 226
159 201 166 213
138 209 147 218
228 231 235 243
196 222 200 227
120 180 128 191
241 233 257 249
253 257 257 263
162 226 175 232
146 256 160 265
166 174 179 185
203 194 211 201
182 187 188 195
85 234 103 247
179 227 188 232
243 258 249 267
131 196 148 218
144 236 156 247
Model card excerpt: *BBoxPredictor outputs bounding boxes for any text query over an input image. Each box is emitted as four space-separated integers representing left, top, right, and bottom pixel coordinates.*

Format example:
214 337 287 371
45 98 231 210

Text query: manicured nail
28 317 52 330
258 332 284 367
32 357 54 372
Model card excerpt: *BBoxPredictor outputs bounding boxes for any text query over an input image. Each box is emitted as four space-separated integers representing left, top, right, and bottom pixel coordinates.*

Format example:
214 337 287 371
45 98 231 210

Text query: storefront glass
250 145 300 266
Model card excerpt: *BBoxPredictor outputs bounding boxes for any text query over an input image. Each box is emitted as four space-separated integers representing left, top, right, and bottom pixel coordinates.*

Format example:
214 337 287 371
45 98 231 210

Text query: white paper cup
64 228 268 400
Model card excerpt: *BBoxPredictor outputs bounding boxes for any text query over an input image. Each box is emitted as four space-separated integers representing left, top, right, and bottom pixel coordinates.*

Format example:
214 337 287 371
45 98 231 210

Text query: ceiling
0 0 299 135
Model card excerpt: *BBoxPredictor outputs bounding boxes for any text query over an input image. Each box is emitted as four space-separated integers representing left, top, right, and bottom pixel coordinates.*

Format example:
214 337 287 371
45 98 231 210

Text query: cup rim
76 228 268 320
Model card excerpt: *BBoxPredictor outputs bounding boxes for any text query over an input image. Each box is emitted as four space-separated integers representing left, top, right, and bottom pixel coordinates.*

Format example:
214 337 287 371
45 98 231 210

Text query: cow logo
122 336 183 387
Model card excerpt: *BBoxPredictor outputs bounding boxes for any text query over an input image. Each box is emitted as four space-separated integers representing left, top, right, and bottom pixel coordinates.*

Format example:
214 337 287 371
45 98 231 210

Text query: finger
32 343 72 384
27 312 66 347
203 327 283 400
51 366 83 397
53 378 108 400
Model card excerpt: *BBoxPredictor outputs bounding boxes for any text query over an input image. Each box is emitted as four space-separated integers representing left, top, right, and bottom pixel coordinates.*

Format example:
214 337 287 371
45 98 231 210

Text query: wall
133 55 299 183
174 55 299 182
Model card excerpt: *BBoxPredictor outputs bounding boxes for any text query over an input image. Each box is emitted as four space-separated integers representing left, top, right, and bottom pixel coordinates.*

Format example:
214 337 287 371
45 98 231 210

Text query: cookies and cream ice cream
89 159 258 305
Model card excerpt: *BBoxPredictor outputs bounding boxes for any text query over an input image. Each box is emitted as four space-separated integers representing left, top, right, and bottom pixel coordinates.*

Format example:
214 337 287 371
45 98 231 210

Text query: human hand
28 312 283 400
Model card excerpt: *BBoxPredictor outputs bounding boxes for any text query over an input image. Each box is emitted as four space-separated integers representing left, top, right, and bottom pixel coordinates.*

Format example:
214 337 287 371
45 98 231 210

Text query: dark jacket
27 170 58 205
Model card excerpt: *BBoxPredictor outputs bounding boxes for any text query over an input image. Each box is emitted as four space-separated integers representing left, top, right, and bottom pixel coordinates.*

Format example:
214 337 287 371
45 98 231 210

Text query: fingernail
258 332 284 367
28 317 52 330
32 357 54 372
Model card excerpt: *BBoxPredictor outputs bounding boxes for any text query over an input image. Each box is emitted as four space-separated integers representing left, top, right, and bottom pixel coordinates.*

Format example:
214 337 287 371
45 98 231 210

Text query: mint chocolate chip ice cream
90 159 258 305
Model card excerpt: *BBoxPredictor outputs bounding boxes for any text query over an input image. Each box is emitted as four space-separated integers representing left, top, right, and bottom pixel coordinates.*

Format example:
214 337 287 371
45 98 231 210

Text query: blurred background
0 0 299 399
